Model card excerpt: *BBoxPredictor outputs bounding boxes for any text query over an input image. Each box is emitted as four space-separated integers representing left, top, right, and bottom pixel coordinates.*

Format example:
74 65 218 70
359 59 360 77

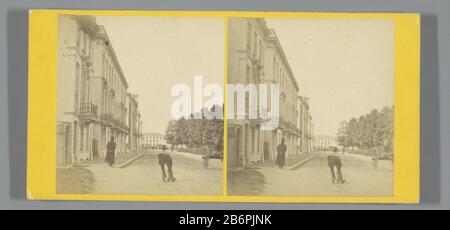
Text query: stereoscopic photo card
27 10 420 203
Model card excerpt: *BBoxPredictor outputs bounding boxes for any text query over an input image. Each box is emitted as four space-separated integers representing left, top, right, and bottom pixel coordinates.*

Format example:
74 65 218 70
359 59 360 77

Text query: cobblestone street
259 152 393 197
87 150 223 196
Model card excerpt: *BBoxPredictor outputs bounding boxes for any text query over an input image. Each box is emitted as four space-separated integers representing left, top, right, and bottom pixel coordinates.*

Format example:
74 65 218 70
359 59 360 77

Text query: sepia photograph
227 17 394 197
55 15 225 196
25 8 420 203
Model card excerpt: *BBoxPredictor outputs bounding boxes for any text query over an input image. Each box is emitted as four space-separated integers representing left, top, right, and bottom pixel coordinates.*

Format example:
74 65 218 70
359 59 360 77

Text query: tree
336 106 394 154
337 121 349 151
175 117 188 146
165 120 177 146
347 117 358 149
164 104 224 151
381 106 394 152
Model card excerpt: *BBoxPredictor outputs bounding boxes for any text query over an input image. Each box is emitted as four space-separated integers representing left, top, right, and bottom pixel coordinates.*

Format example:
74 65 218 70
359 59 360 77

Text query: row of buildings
227 18 314 168
56 15 143 166
140 132 168 149
313 135 339 151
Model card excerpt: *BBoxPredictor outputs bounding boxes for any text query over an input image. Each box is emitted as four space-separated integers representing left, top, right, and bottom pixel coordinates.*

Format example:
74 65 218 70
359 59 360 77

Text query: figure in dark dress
276 138 287 169
105 136 116 167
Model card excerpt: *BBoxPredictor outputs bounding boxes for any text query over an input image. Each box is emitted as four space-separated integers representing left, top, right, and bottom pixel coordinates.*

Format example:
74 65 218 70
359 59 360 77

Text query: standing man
327 151 346 184
276 138 287 169
158 146 176 182
105 136 116 167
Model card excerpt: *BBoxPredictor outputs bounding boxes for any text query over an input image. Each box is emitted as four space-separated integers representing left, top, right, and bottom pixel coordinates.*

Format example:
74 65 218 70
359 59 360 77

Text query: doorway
263 141 270 161
92 138 98 160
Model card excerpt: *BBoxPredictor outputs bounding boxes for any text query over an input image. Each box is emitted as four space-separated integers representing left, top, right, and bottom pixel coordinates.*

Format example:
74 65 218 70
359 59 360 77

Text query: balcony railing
112 118 128 130
101 112 128 130
79 103 97 118
100 113 114 123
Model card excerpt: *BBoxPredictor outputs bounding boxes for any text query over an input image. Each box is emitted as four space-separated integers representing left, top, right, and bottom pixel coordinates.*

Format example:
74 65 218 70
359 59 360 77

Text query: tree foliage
337 106 394 152
165 105 224 150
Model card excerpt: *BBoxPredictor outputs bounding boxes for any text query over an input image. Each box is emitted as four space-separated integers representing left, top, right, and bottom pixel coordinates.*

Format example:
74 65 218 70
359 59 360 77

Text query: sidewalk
259 152 393 197
56 166 95 194
155 150 225 163
286 153 320 170
87 151 223 195
87 151 145 167
115 153 145 168
170 150 203 160
344 152 374 161
257 152 318 169
140 149 204 160
228 152 319 196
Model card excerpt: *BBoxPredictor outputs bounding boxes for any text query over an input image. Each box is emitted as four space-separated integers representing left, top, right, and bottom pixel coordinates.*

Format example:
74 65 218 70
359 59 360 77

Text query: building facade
261 27 301 162
313 135 338 151
227 18 267 168
141 133 167 148
126 93 142 152
298 96 313 153
227 18 312 168
57 15 142 166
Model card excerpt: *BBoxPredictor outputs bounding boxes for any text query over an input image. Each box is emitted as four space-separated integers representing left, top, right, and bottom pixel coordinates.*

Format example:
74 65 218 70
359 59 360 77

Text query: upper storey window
247 23 252 51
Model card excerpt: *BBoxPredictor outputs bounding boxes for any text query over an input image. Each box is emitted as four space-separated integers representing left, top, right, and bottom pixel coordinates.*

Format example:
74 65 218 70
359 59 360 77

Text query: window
83 32 88 55
253 32 257 56
273 58 277 80
102 54 106 78
245 66 250 84
247 23 252 50
74 62 80 113
259 40 263 61
85 71 90 103
76 29 81 48
80 125 84 151
279 67 282 84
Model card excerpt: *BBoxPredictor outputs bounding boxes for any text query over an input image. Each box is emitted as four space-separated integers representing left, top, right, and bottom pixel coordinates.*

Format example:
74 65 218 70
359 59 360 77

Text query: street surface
87 150 223 196
260 152 393 197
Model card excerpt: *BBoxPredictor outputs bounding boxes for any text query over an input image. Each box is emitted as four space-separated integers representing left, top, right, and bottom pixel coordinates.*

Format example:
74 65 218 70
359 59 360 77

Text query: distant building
313 135 338 151
141 133 167 148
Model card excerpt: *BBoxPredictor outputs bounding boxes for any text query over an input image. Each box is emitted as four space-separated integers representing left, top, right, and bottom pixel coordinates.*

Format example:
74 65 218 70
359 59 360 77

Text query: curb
286 153 320 170
115 153 145 168
170 151 204 160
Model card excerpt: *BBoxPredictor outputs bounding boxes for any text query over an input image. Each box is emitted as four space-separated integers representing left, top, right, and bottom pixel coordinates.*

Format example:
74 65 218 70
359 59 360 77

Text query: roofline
266 29 299 91
96 25 129 89
142 132 164 136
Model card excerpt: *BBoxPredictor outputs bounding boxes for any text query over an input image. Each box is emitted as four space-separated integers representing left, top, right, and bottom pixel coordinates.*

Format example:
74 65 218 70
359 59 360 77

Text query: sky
95 16 393 136
266 18 394 136
96 16 224 134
